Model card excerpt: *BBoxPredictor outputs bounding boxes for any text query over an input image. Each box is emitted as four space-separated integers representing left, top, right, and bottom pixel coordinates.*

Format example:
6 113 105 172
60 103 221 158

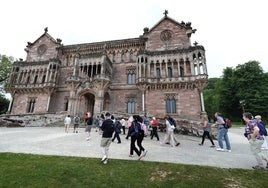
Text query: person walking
100 112 115 164
135 115 148 157
150 117 159 141
73 115 80 133
85 112 93 141
243 112 268 170
64 115 71 133
125 116 133 140
255 115 268 150
120 118 127 135
161 115 180 147
128 115 144 160
215 112 231 152
199 114 215 147
112 118 122 144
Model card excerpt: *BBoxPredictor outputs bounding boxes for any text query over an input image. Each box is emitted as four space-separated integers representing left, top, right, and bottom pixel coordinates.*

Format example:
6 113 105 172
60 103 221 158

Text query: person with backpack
243 112 268 170
100 112 115 164
73 115 80 133
112 117 122 144
215 112 231 152
254 115 268 150
128 115 145 160
161 115 180 147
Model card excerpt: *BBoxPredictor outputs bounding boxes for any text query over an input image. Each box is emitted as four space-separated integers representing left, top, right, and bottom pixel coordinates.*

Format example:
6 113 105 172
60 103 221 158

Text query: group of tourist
198 111 268 170
64 111 268 169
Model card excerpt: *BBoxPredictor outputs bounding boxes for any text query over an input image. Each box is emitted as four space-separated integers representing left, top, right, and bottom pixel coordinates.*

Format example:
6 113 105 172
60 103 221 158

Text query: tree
0 93 9 114
0 54 14 93
203 78 221 121
219 61 268 121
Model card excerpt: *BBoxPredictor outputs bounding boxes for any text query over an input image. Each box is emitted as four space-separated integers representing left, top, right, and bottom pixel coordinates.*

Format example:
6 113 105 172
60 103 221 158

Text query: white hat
255 115 262 119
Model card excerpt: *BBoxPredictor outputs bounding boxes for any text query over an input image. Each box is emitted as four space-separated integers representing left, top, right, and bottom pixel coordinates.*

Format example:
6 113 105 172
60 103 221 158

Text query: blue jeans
217 128 231 150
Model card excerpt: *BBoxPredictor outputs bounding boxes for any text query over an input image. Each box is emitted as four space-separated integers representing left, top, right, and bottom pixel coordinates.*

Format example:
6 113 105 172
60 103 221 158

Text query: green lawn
0 153 267 187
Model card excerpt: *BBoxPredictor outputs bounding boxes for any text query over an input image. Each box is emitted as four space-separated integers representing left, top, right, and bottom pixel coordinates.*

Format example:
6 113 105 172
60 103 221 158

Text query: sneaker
175 143 180 146
199 143 203 146
227 149 232 152
138 155 143 160
143 150 148 157
129 154 134 158
210 145 216 148
86 137 91 141
216 148 225 152
101 156 107 162
252 165 265 170
103 159 108 164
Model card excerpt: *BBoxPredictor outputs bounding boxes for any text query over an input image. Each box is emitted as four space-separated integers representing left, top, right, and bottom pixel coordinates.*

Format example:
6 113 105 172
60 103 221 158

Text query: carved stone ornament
37 44 47 55
160 30 173 42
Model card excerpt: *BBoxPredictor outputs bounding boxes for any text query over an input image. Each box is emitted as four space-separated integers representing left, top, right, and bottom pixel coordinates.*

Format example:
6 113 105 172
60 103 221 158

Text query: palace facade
7 12 208 121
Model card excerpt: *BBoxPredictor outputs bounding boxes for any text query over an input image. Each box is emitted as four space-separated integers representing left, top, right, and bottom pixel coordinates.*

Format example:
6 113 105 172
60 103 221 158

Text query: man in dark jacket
100 112 115 164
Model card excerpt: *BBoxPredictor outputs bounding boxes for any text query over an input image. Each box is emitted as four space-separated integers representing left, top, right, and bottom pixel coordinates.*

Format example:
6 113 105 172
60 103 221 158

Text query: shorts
74 124 79 128
100 137 112 147
85 125 92 132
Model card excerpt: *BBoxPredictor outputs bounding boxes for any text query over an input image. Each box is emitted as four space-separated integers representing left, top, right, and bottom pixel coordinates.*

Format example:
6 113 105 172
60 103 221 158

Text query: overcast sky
1 0 267 78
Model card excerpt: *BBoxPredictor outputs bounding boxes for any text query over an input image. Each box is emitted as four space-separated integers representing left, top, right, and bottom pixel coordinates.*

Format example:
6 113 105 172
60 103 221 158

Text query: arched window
127 101 135 114
42 75 46 83
156 68 161 78
168 67 173 78
130 52 134 62
166 96 176 113
28 98 35 113
112 53 116 62
33 75 38 84
127 73 136 84
121 53 125 62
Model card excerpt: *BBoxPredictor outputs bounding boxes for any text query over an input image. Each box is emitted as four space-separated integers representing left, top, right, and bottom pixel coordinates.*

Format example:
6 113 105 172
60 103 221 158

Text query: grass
0 153 267 187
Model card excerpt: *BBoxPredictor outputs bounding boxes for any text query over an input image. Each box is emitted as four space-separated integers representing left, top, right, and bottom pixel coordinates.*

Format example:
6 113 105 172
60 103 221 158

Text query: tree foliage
0 93 9 114
204 61 268 122
0 54 14 92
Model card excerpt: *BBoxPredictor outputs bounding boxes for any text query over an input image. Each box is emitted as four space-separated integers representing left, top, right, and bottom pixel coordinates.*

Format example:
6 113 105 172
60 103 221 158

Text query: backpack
168 117 177 127
223 118 232 129
74 116 79 124
116 120 122 129
255 120 267 136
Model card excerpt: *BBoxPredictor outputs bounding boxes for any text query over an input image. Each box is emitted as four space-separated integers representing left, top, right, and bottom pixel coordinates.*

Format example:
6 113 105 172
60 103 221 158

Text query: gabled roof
148 15 191 33
26 28 58 48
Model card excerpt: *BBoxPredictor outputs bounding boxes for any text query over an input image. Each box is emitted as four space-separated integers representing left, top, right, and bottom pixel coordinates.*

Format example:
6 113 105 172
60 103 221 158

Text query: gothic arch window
127 99 136 114
27 98 36 113
127 73 136 84
156 68 161 78
130 52 134 62
42 75 46 83
26 76 30 84
33 75 38 84
193 53 197 60
141 57 144 63
121 52 125 62
167 67 172 78
166 94 176 114
112 52 116 62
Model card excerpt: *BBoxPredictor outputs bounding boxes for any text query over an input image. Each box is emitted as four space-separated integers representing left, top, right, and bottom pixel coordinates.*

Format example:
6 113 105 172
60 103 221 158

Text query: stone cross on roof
164 10 168 17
